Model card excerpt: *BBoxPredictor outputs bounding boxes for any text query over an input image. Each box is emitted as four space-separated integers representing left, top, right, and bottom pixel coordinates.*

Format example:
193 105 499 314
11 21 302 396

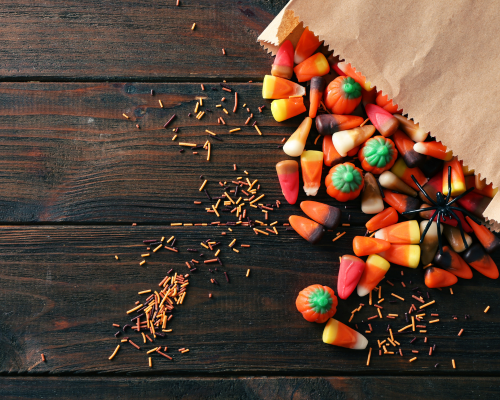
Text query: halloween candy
361 172 384 214
365 207 399 232
390 158 427 191
276 160 299 205
393 114 429 142
262 75 306 99
383 189 421 216
365 104 399 137
309 76 326 118
375 92 401 114
357 254 390 296
419 174 442 204
413 141 453 161
301 150 323 196
294 53 330 82
462 243 499 279
358 136 398 175
424 267 458 288
325 162 364 202
271 40 294 79
420 220 442 266
378 244 421 268
324 76 362 114
300 201 341 230
271 97 306 122
443 225 473 253
296 284 338 323
353 237 391 257
392 130 426 168
315 114 364 135
334 62 374 91
419 203 473 233
332 125 376 157
337 255 366 300
375 220 420 244
289 215 325 244
419 156 444 179
456 191 491 219
442 158 466 197
465 216 500 253
294 27 322 64
378 171 417 197
283 117 312 157
464 175 498 198
322 135 344 167
323 318 368 350
433 245 473 279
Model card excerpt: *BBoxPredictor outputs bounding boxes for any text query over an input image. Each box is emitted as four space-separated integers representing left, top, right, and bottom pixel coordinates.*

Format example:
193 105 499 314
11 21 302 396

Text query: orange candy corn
289 215 325 244
424 266 458 288
378 244 420 268
353 236 391 257
390 158 428 191
315 114 364 135
393 114 428 142
413 141 453 161
382 189 421 216
465 216 500 254
294 53 330 82
462 243 499 279
357 254 390 296
283 117 312 157
374 220 420 244
309 76 326 118
392 130 425 168
300 201 341 230
271 97 306 122
443 158 466 196
433 245 473 279
375 92 401 114
301 150 323 196
335 62 374 91
322 135 344 167
271 40 294 79
323 318 368 350
456 191 491 219
262 75 306 99
294 27 322 65
464 175 498 198
338 255 366 300
365 207 399 232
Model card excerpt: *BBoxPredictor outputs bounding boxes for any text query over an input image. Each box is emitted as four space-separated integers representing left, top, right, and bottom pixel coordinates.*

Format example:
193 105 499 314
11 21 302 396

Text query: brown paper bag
258 0 500 230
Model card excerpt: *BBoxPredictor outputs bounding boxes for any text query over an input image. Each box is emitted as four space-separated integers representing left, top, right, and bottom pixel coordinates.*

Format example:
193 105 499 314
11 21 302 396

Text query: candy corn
375 220 420 244
392 130 425 168
420 220 442 266
413 141 453 161
382 189 421 216
456 191 491 219
378 171 417 197
338 255 366 299
357 254 390 296
271 40 294 79
335 62 374 91
262 75 306 99
419 156 444 179
283 117 312 157
323 318 368 350
309 76 326 118
294 53 330 82
332 125 376 157
442 158 466 197
365 104 399 137
465 216 500 253
419 174 442 204
365 207 399 232
424 266 458 288
393 114 428 142
294 27 322 65
464 175 498 198
315 114 364 136
289 215 325 244
301 150 323 196
276 160 299 205
462 164 475 176
378 244 420 268
324 76 362 114
462 243 499 279
375 92 401 114
390 158 427 191
271 97 306 122
300 201 341 230
362 87 377 107
322 135 344 167
442 225 473 253
353 237 391 257
361 172 384 214
433 245 473 279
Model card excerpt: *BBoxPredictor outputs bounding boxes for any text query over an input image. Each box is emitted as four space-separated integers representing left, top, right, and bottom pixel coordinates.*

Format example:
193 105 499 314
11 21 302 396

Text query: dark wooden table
1 1 499 398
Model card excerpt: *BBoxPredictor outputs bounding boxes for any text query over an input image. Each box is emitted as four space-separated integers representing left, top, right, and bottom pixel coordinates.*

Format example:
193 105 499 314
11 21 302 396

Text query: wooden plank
0 225 499 374
1 376 500 399
0 0 283 80
0 82 368 224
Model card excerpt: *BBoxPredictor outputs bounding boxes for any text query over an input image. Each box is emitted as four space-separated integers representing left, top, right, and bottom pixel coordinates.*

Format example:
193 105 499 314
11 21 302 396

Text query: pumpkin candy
296 284 338 323
358 136 398 174
325 162 364 202
324 76 362 115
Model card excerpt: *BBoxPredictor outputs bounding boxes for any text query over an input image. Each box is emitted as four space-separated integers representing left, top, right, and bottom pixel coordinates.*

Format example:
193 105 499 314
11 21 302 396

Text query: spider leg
448 208 470 250
446 186 476 206
410 174 438 206
448 207 484 225
436 210 443 254
401 206 438 215
445 166 452 203
420 209 440 244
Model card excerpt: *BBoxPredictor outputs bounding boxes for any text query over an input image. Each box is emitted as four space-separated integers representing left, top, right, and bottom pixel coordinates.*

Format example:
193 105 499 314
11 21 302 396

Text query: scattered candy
326 162 364 202
353 237 391 257
361 172 384 214
393 114 429 142
323 318 368 349
424 266 458 288
390 158 428 191
296 284 337 323
334 62 374 91
392 130 426 168
332 125 376 157
276 160 299 204
324 76 362 114
462 243 499 279
358 136 398 174
365 207 399 232
374 220 420 244
338 255 366 299
289 215 325 244
294 27 322 65
315 114 364 135
456 190 491 219
294 53 330 82
309 76 326 118
442 225 473 253
378 244 421 268
283 117 312 157
301 150 324 196
413 141 453 161
262 75 306 99
322 135 344 167
375 92 401 114
271 97 307 122
378 171 417 197
271 40 294 79
420 220 442 266
433 245 473 279
442 158 466 196
382 189 421 216
300 201 341 230
357 254 390 296
365 104 399 137
465 175 498 198
465 216 500 253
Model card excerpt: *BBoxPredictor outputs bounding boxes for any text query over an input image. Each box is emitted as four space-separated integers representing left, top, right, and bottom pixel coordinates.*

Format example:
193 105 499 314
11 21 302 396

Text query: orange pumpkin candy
325 162 365 202
296 284 338 323
324 76 362 115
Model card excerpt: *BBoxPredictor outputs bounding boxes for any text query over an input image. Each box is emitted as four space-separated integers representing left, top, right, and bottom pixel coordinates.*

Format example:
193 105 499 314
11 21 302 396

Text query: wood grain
2 376 500 400
0 225 499 374
0 0 289 80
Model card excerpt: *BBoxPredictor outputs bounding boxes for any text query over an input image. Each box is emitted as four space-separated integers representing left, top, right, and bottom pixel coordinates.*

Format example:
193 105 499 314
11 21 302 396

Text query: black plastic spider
402 166 484 254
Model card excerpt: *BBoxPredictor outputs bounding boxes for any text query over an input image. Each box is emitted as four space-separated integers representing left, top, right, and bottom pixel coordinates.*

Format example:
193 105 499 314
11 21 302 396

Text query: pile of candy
265 28 499 350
